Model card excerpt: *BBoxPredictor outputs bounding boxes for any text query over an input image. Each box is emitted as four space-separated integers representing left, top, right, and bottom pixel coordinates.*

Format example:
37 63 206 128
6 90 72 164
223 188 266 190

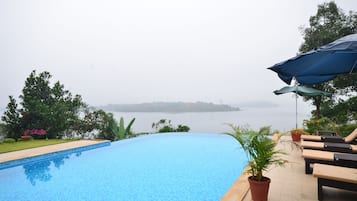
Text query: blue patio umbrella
268 33 357 85
273 85 331 129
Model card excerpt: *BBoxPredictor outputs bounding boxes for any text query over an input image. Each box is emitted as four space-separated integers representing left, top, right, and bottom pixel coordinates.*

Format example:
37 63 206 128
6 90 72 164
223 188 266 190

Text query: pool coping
221 168 250 201
0 140 110 164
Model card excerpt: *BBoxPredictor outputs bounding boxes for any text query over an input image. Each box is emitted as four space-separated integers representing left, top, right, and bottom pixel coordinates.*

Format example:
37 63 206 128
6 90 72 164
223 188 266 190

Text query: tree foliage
0 123 6 137
299 2 357 53
15 70 86 138
1 96 21 140
1 70 120 140
87 110 118 141
152 119 190 133
299 1 357 121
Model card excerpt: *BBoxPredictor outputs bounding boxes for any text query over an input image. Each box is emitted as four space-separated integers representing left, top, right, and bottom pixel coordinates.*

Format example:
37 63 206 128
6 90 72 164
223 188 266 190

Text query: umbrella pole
295 94 298 130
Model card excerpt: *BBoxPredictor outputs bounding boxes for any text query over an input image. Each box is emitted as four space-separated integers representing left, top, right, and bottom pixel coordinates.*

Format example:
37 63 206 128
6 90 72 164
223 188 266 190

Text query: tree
82 109 123 141
299 1 357 119
69 108 106 139
2 70 128 140
1 96 22 140
96 111 117 141
320 96 357 124
299 2 356 53
88 111 137 141
1 70 87 139
20 71 87 138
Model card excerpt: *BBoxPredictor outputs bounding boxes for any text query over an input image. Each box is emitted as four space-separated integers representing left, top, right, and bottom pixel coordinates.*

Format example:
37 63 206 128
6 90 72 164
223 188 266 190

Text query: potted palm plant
228 125 287 201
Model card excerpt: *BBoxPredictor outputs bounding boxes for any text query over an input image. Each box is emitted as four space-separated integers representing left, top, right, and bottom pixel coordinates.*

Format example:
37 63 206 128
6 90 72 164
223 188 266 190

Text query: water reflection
23 152 81 186
23 160 52 185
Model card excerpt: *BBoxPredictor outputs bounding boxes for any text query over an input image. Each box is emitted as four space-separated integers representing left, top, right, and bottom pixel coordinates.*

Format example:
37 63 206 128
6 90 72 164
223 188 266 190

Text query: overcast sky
0 0 356 110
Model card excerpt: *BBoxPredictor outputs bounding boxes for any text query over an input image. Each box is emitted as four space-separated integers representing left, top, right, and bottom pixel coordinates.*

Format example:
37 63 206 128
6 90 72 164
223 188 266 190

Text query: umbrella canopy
273 85 331 129
273 85 332 97
268 33 357 85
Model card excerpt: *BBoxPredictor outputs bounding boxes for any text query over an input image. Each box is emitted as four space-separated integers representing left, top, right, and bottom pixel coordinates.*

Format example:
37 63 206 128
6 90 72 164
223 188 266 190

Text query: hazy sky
1 0 356 110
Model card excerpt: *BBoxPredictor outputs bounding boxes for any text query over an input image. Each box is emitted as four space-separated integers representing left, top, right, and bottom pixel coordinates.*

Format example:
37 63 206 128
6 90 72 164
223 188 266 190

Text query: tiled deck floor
0 140 109 163
242 136 357 201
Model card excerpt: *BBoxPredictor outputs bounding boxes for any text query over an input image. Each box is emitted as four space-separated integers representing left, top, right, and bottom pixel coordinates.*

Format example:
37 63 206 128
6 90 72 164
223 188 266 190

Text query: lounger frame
317 178 357 201
302 141 354 153
304 157 357 174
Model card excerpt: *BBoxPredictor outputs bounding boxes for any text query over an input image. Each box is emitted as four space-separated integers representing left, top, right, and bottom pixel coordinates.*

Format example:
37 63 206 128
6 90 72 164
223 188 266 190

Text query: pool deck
0 140 109 163
223 136 357 201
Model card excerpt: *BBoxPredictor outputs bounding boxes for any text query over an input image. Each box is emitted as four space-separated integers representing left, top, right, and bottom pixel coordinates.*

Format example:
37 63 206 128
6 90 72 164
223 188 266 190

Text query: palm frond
227 124 287 181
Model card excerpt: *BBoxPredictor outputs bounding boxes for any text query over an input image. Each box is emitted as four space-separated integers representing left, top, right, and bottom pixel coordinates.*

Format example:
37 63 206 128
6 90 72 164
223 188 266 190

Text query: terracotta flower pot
248 176 271 201
291 131 302 141
21 135 32 141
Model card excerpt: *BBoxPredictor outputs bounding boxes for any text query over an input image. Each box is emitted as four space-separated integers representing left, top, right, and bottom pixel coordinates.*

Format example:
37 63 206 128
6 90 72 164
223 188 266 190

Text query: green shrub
4 138 16 143
152 119 190 133
337 124 357 137
303 117 339 135
158 126 175 133
175 125 190 132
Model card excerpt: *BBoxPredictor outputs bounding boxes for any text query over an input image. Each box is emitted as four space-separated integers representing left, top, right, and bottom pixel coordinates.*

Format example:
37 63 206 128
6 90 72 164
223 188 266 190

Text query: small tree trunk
316 103 321 119
257 171 263 181
313 96 322 119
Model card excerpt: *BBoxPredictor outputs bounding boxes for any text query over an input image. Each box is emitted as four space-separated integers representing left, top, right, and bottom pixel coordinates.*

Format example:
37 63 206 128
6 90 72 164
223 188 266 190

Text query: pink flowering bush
24 129 47 139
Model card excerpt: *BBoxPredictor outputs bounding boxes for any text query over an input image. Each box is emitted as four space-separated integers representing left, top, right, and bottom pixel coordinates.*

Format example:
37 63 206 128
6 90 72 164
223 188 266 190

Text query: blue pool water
0 133 247 201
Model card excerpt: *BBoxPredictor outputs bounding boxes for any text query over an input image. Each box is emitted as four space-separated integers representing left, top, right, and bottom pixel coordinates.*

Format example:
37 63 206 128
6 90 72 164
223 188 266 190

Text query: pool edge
220 168 250 201
0 140 110 165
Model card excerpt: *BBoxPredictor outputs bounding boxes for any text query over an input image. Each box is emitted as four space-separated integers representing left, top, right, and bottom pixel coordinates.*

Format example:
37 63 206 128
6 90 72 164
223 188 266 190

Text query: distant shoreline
98 101 240 113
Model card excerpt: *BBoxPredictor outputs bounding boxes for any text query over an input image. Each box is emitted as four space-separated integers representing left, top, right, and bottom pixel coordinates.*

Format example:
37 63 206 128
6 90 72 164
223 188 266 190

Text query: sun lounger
300 141 357 153
316 130 336 136
301 128 357 144
313 164 357 201
302 149 357 174
271 133 282 143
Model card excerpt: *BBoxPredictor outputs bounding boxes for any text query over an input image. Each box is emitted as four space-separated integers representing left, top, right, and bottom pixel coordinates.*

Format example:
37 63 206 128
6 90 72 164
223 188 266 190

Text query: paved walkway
0 140 109 163
242 136 357 201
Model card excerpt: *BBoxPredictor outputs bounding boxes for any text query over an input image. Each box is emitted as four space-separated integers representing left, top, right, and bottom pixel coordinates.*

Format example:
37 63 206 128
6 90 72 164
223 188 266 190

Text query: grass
0 139 79 154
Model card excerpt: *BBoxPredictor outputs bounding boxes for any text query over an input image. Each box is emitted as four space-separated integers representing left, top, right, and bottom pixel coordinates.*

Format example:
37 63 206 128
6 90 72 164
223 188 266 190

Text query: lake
0 104 312 134
111 105 312 134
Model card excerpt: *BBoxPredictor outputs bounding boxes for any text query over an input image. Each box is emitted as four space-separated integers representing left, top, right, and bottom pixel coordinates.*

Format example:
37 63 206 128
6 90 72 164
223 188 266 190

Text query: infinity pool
0 133 247 201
